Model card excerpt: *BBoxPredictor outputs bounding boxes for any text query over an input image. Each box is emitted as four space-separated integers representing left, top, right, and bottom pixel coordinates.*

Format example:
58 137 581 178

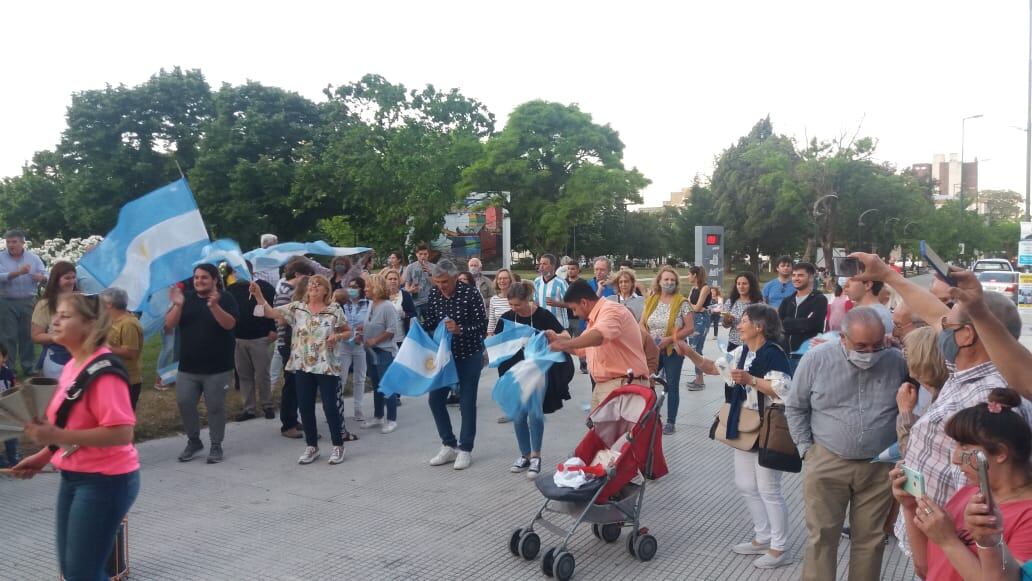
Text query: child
0 342 19 468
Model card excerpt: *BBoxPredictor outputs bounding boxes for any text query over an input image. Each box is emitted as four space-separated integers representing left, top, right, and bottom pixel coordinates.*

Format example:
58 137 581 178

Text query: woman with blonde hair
896 326 950 454
487 268 515 336
360 274 401 433
608 269 645 321
641 266 693 434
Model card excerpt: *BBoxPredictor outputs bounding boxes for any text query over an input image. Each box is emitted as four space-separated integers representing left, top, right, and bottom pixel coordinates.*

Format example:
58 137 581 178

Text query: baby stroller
507 376 669 580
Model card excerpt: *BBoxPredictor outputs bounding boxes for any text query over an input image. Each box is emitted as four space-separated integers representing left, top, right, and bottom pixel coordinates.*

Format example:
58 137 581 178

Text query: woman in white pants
678 304 794 570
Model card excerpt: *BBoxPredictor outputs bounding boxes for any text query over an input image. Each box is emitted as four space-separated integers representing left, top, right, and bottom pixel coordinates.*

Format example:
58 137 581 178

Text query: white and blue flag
871 442 901 464
485 322 535 368
195 239 250 281
492 332 566 421
76 179 209 312
244 241 371 271
378 321 458 397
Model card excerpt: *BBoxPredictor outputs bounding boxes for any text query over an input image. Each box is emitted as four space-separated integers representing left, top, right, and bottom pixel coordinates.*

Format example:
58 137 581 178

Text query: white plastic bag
553 458 589 488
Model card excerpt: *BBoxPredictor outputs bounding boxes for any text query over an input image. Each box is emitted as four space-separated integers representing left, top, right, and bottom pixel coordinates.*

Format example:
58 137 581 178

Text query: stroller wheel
509 528 524 556
552 551 576 581
518 531 541 561
626 532 638 557
600 523 622 543
635 534 658 562
541 547 557 577
590 524 600 539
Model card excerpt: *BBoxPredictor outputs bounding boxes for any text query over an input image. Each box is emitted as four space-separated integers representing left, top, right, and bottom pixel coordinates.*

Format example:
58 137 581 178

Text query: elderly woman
640 266 693 435
100 287 145 410
608 269 645 321
359 274 401 434
678 304 794 569
895 326 950 455
31 260 77 378
685 265 712 389
252 275 352 466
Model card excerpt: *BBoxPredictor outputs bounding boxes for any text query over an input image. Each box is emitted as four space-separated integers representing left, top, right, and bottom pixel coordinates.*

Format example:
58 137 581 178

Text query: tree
978 189 1023 224
0 150 67 239
459 101 648 254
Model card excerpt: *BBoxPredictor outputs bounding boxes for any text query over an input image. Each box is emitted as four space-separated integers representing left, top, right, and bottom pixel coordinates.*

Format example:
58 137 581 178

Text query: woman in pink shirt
11 293 140 581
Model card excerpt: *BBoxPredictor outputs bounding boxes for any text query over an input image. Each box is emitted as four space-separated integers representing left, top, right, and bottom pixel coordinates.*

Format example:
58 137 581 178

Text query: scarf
642 293 687 356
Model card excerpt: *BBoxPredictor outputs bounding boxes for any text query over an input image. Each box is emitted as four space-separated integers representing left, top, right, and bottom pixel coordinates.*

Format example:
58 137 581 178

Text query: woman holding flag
494 281 573 479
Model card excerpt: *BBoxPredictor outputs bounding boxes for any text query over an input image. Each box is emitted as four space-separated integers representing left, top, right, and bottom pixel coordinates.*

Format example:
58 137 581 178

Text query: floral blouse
276 301 347 375
722 299 754 346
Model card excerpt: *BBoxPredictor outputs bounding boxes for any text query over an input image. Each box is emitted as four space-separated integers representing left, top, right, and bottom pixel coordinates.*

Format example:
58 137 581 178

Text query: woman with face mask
640 266 694 434
333 278 371 422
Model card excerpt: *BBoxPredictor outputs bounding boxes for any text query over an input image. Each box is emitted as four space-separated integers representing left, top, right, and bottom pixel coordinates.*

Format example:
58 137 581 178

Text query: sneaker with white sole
328 446 345 465
381 421 398 434
298 446 320 465
361 418 383 429
429 446 458 466
526 457 541 480
453 451 472 470
732 540 770 555
510 456 530 473
753 552 792 569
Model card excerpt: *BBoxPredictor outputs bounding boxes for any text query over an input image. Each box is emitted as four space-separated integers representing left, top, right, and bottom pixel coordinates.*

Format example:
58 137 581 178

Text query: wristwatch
751 376 758 387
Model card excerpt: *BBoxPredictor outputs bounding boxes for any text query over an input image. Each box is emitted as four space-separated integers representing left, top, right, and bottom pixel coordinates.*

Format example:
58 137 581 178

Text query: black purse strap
48 353 130 453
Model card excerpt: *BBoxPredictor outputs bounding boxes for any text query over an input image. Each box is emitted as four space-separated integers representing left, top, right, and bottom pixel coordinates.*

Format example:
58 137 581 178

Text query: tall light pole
858 208 880 253
961 113 983 213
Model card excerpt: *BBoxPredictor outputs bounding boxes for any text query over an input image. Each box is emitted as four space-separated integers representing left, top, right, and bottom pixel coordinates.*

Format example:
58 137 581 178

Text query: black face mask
945 301 956 310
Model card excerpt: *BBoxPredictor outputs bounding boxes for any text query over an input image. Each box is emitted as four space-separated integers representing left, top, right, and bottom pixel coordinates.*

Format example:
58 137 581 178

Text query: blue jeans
56 470 140 581
296 372 345 447
370 349 398 422
427 350 483 452
513 409 544 456
690 312 710 376
2 437 18 466
659 350 685 424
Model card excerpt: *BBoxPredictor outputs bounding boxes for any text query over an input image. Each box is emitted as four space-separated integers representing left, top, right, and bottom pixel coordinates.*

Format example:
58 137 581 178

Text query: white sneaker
361 418 383 429
298 446 320 465
328 446 345 465
381 421 398 434
453 451 472 470
732 540 770 555
753 551 792 569
526 457 542 480
429 446 458 466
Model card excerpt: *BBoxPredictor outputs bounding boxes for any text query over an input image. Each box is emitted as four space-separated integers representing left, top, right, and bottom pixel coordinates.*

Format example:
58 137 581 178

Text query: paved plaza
1 329 932 581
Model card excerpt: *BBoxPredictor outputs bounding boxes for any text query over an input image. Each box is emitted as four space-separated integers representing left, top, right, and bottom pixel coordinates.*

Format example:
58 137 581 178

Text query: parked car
972 258 1014 272
977 271 1019 304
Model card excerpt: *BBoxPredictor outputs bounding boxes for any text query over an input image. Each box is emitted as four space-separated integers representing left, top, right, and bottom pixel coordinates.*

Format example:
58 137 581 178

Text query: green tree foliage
459 101 648 254
0 151 66 239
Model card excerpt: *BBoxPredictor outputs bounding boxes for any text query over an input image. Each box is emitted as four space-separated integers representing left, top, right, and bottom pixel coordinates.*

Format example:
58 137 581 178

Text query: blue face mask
938 328 961 365
347 288 360 299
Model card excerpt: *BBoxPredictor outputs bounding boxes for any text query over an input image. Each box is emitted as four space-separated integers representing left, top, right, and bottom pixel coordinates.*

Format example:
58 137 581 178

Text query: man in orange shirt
547 280 649 408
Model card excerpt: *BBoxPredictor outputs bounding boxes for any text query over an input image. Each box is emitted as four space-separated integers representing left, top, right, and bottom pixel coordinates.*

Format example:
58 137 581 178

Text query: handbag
709 347 763 451
758 403 802 473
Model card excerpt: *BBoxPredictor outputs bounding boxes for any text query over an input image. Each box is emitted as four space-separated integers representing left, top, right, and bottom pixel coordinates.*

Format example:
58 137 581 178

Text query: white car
972 259 1014 273
977 271 1018 304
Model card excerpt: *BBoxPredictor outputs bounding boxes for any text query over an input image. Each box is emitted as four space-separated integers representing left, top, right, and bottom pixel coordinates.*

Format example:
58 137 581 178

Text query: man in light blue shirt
533 254 568 328
0 229 46 375
762 255 795 308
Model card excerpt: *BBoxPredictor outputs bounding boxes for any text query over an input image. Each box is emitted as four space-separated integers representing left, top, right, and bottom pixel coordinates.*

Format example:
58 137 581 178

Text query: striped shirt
894 360 1032 551
533 275 569 328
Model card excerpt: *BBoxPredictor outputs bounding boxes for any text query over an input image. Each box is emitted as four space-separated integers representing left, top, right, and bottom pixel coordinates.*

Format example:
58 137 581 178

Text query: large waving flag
485 321 535 368
378 321 458 396
492 332 566 421
76 179 209 312
195 239 250 281
244 241 371 271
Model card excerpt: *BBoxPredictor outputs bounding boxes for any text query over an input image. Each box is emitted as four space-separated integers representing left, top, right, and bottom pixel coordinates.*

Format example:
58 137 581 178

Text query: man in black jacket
778 261 828 373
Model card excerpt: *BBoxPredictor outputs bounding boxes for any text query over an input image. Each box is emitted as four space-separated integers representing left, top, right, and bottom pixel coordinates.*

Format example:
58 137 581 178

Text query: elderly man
253 234 281 286
0 229 46 375
548 280 649 408
422 259 487 470
786 307 908 581
848 252 1032 563
587 256 615 299
466 257 492 305
101 287 145 409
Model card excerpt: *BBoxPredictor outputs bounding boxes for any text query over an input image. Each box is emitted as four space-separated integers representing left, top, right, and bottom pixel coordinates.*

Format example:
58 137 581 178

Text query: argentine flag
77 179 209 312
195 239 251 281
378 321 458 397
244 241 371 271
485 322 535 368
871 441 901 464
492 332 566 421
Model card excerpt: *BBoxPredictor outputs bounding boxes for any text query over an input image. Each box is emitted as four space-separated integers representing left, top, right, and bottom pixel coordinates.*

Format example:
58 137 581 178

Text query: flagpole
173 159 186 180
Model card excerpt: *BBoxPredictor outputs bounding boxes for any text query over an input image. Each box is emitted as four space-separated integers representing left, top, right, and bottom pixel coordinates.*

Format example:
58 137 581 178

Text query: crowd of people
4 223 1032 579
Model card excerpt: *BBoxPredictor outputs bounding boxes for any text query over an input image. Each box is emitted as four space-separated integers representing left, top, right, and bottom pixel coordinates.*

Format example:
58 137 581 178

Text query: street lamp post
812 193 838 267
884 217 900 256
961 114 984 213
858 208 880 254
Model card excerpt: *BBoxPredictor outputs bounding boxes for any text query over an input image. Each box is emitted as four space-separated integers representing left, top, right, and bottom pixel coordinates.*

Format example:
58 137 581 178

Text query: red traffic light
705 234 720 245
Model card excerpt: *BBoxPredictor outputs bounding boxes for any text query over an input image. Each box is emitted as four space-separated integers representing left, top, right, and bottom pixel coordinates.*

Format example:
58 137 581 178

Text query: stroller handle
649 373 668 392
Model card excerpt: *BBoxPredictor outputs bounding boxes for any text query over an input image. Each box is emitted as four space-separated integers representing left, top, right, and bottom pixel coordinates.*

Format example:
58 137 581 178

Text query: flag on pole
492 332 566 421
484 321 535 367
76 179 209 312
244 241 371 271
195 239 250 281
377 321 458 397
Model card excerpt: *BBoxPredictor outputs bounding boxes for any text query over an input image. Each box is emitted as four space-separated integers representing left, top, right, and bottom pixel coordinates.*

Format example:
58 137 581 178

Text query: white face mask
842 343 881 370
660 282 677 294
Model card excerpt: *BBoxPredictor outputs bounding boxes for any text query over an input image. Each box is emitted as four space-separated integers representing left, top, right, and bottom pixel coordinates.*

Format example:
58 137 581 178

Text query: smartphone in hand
920 241 955 286
973 451 996 514
901 465 926 498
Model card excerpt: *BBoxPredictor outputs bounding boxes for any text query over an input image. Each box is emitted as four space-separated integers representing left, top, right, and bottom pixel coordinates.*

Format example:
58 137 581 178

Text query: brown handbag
712 403 762 451
758 403 802 472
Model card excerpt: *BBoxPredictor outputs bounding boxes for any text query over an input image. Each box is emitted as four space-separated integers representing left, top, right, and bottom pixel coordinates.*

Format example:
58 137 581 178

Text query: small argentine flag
195 239 251 281
244 241 371 271
76 179 209 312
492 332 566 421
378 321 458 396
485 322 535 368
793 331 841 356
871 441 901 464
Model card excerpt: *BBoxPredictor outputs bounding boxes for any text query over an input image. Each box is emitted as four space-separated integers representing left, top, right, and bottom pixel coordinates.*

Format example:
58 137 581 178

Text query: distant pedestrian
252 233 281 286
685 266 712 390
533 254 569 328
0 229 47 375
334 277 370 421
467 257 493 305
100 287 144 410
722 272 762 352
359 274 401 434
402 243 435 319
762 256 794 309
226 264 277 421
30 261 77 379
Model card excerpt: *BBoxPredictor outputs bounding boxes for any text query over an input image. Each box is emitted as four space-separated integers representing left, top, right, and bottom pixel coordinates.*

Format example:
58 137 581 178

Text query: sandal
341 431 360 442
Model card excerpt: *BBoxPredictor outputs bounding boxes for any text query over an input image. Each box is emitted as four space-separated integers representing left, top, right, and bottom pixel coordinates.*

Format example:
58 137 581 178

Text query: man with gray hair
0 229 46 375
786 306 908 581
253 233 281 286
588 256 615 299
422 259 487 470
100 287 145 409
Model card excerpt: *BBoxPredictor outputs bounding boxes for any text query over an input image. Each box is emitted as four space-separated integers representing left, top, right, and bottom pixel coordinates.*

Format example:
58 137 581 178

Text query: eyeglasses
940 317 971 332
